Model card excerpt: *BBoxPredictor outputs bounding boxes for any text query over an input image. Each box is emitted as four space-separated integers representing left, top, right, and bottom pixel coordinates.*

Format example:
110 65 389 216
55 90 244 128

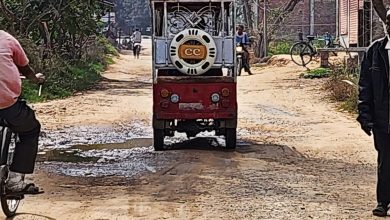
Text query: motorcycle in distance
236 43 244 76
133 42 141 59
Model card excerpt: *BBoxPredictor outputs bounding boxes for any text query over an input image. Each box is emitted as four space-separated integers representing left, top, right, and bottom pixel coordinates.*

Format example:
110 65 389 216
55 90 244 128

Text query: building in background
263 0 337 41
338 0 386 48
115 0 151 35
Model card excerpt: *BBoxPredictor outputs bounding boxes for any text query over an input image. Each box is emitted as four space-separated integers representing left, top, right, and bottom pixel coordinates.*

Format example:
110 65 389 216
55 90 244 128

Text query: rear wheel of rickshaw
225 128 237 149
153 129 165 151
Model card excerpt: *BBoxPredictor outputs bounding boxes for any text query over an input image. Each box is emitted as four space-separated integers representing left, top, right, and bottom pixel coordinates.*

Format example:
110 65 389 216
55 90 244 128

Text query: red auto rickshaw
150 0 237 150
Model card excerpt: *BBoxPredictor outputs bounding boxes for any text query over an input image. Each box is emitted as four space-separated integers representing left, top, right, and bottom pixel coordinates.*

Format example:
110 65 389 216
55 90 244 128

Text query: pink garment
0 30 29 109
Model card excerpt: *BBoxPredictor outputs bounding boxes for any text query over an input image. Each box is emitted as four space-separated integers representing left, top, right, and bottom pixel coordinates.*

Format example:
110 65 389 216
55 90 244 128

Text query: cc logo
170 28 217 75
184 48 202 56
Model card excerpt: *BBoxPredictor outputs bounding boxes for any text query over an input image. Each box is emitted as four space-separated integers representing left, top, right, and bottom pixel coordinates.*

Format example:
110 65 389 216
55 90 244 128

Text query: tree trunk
372 0 386 22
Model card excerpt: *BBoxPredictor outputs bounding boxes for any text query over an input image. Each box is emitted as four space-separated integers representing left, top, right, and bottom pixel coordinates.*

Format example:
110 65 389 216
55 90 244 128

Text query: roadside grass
300 68 330 79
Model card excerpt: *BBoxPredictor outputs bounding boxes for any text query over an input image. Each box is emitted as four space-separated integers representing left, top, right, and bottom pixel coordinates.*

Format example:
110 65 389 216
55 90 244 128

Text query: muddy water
37 138 153 163
36 121 170 178
37 121 246 178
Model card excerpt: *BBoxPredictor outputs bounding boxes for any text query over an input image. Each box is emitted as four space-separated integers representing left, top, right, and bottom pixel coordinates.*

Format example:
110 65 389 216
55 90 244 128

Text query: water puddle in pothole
37 121 249 178
39 145 169 178
37 138 153 163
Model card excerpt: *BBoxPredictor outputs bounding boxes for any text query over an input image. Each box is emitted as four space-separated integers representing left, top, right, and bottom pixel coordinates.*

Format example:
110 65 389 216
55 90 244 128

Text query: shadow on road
5 213 56 220
93 77 151 96
165 136 305 160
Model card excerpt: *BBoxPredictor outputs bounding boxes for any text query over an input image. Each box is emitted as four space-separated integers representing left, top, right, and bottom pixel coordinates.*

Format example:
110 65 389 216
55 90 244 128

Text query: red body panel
153 82 237 120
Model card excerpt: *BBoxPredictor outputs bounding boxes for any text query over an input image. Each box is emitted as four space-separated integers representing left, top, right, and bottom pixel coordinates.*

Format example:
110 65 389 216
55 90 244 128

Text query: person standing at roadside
358 10 390 217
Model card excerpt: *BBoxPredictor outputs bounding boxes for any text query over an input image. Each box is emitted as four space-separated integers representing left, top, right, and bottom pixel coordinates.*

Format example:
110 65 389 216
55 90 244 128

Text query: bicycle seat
306 35 315 41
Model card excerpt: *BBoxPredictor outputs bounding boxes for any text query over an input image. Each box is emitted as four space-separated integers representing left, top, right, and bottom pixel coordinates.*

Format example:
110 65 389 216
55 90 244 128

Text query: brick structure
268 0 336 41
339 0 386 48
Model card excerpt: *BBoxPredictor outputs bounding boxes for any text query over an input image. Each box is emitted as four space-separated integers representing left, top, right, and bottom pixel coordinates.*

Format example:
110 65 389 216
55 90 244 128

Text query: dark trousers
133 44 140 57
0 101 40 174
242 48 251 73
374 130 390 204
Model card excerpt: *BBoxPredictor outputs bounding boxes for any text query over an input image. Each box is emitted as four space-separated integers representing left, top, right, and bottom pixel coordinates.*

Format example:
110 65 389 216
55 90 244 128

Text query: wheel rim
0 175 21 216
6 199 19 212
291 43 313 66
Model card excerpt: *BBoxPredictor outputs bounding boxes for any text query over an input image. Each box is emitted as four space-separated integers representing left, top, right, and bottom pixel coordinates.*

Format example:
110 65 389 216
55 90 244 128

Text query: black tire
136 48 140 59
0 178 20 217
290 42 314 66
237 58 243 76
153 129 165 151
225 128 237 149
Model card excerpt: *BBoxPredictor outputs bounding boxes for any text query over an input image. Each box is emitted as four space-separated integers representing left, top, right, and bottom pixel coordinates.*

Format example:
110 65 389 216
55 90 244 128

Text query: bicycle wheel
290 42 313 66
0 174 21 217
0 129 21 217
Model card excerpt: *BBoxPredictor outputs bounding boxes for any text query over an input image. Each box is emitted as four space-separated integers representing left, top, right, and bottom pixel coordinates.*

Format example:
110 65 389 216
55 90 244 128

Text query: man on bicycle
236 25 252 75
132 28 142 58
0 30 45 194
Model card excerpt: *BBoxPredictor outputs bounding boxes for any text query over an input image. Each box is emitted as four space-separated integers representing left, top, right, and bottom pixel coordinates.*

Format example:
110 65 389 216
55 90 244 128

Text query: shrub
20 37 117 102
323 61 358 112
268 41 293 55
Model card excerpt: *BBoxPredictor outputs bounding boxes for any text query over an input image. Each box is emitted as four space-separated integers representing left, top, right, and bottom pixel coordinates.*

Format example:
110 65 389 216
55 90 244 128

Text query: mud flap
221 119 237 129
152 116 165 129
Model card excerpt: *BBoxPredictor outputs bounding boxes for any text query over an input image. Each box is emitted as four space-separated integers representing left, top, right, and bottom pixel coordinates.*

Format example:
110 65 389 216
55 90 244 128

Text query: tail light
170 94 180 103
221 88 230 97
160 89 170 98
211 93 220 103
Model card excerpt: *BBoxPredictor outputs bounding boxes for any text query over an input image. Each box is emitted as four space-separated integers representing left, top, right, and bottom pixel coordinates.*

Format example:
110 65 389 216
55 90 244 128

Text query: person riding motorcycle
236 25 252 75
0 30 45 194
131 28 142 58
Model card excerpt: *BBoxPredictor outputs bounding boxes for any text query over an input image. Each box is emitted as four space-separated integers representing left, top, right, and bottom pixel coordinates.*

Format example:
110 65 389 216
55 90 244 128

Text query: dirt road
4 47 379 219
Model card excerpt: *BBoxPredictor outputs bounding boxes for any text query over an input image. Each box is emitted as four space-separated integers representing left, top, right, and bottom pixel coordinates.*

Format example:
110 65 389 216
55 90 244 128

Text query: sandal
373 203 389 217
6 183 44 195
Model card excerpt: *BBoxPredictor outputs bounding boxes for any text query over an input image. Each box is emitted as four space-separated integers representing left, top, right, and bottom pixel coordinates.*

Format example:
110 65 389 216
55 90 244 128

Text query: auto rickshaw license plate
179 103 204 110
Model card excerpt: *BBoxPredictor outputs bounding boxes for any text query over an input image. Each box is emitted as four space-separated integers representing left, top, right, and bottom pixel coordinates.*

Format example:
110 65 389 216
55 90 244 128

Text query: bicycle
0 124 23 217
290 34 317 66
0 83 44 217
290 32 342 66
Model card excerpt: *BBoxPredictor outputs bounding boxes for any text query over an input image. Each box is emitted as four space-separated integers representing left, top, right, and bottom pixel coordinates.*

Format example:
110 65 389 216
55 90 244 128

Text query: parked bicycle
290 32 342 66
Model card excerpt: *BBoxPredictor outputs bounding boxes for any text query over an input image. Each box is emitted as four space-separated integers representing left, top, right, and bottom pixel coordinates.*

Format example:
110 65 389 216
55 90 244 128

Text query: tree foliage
0 0 116 100
0 0 110 61
249 0 302 58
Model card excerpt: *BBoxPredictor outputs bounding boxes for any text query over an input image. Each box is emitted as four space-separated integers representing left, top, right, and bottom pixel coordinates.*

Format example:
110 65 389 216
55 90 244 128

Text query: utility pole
310 0 315 35
263 0 267 57
335 0 339 38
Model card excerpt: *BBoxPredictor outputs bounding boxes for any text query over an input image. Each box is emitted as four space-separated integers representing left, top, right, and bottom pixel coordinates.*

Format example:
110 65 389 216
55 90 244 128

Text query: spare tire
170 28 217 76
